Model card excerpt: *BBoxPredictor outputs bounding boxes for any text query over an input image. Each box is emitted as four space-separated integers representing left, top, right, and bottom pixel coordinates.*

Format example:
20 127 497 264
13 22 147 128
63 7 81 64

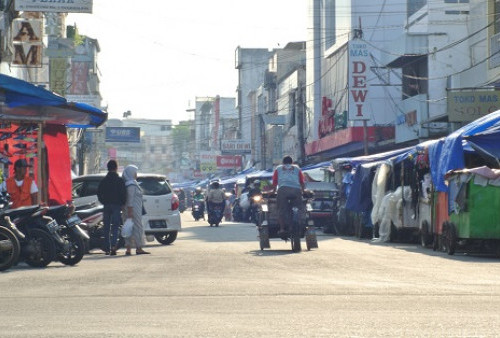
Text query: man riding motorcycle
271 155 305 235
192 187 205 218
206 181 226 226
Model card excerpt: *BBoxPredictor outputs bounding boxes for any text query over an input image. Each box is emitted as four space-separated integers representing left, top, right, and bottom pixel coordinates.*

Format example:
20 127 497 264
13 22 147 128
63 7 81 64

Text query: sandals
136 250 150 255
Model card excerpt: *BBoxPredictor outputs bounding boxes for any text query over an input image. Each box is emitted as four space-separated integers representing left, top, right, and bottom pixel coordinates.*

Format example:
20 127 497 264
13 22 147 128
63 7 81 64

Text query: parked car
72 173 181 245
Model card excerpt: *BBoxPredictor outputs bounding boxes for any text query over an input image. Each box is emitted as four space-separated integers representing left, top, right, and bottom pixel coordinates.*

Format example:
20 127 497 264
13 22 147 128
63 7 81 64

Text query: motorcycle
45 204 89 265
75 204 125 253
231 198 245 222
0 223 21 271
3 204 58 267
207 202 224 227
250 193 264 226
192 200 205 221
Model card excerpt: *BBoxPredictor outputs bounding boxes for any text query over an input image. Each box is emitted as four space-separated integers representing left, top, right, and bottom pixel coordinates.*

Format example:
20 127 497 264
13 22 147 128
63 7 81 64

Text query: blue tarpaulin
428 110 500 192
0 74 107 128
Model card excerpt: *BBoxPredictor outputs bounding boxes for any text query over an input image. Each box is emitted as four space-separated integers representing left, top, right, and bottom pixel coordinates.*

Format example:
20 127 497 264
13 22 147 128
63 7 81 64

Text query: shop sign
216 155 242 168
220 139 251 154
348 40 371 120
15 0 93 13
448 90 500 122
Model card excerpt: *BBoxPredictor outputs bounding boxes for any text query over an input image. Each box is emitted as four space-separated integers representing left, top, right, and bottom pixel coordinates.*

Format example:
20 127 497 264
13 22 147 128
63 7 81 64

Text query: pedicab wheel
291 235 301 252
24 228 56 267
305 228 318 251
420 220 432 248
259 226 270 250
0 226 20 271
444 222 457 255
155 232 178 245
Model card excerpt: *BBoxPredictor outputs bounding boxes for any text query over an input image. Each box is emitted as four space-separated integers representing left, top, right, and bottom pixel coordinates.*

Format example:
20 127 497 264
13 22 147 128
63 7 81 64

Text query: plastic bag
121 218 134 238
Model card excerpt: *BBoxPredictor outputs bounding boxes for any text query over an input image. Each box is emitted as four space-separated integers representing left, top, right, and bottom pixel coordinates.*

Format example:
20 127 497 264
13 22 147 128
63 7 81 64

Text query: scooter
45 204 89 266
0 223 21 271
192 200 205 221
207 202 224 227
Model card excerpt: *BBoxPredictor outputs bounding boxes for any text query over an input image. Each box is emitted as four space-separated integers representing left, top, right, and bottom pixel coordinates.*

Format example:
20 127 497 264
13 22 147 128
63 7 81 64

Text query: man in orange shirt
3 159 38 208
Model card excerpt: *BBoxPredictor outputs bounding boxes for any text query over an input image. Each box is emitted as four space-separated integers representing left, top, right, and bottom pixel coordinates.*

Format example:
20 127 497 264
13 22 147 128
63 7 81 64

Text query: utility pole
297 84 306 165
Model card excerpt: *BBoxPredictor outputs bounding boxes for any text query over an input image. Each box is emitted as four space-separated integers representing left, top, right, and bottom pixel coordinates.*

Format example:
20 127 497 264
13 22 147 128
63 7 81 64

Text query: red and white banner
216 155 242 168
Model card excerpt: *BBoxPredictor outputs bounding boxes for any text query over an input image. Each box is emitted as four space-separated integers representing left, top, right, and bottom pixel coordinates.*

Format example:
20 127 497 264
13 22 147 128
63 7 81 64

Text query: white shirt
0 179 38 194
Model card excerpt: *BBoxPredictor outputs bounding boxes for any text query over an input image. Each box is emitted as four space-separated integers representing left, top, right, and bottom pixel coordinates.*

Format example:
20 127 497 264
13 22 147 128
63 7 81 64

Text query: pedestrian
97 160 126 256
1 159 39 208
122 165 150 255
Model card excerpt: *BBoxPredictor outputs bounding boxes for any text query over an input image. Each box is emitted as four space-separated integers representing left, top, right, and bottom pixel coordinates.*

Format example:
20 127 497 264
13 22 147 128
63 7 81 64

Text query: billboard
105 127 141 143
15 0 93 13
447 90 500 122
348 40 371 120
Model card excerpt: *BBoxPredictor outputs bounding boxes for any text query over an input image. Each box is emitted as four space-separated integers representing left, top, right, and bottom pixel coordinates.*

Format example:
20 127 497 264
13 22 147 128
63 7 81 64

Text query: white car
72 173 181 245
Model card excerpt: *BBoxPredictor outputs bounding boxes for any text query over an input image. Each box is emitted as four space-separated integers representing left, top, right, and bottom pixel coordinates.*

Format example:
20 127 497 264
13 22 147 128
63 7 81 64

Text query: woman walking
122 165 150 255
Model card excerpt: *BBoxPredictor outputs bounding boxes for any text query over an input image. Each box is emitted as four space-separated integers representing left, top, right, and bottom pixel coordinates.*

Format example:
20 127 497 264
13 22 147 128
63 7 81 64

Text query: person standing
122 165 150 255
2 159 38 208
272 155 305 235
97 160 126 256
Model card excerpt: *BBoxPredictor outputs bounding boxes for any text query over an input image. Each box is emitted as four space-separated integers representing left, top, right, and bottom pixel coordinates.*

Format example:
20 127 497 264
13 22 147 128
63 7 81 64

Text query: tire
259 227 270 250
23 228 56 267
445 222 457 255
291 235 301 252
432 233 439 251
305 228 318 251
154 231 178 245
0 226 20 271
420 220 431 247
58 231 85 266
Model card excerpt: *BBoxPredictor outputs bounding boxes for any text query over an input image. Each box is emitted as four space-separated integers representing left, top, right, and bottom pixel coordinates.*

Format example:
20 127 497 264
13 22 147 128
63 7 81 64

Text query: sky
66 1 308 124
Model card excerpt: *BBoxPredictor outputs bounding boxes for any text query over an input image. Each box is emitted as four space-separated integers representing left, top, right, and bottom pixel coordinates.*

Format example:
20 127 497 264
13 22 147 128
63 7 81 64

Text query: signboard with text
105 127 140 143
220 139 251 154
348 40 371 120
448 90 500 122
15 0 93 13
199 151 220 173
216 155 242 168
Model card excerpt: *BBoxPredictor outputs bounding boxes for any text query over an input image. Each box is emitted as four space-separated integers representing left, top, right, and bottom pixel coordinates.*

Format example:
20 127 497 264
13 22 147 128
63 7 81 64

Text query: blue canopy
0 74 107 128
332 146 414 168
428 110 500 192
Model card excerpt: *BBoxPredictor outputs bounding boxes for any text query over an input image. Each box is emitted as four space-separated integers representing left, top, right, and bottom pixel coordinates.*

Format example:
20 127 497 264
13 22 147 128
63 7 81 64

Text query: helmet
254 179 260 185
195 187 202 192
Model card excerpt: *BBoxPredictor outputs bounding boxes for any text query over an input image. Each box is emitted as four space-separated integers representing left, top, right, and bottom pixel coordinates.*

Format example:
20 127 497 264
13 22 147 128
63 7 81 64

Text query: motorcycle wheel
24 228 56 267
58 231 85 266
0 226 20 271
154 231 178 245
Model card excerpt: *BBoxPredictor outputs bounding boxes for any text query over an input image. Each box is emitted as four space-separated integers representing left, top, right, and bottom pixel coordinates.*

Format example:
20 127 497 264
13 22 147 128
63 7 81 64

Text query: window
444 0 469 2
407 0 427 18
323 0 336 50
138 177 171 196
150 146 155 153
495 0 500 34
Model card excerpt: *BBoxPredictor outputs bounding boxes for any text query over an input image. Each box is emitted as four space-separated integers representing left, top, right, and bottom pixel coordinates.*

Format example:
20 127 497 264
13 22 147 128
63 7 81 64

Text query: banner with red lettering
216 155 242 168
348 40 371 121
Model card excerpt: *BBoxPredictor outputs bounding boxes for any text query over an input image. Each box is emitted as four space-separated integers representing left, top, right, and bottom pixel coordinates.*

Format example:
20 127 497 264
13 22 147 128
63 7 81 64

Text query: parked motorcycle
3 204 57 267
207 202 224 227
0 223 21 271
192 200 205 221
45 204 89 265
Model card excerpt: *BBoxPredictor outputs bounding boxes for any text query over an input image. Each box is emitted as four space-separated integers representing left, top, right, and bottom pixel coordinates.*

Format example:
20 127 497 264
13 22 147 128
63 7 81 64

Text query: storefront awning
0 74 107 128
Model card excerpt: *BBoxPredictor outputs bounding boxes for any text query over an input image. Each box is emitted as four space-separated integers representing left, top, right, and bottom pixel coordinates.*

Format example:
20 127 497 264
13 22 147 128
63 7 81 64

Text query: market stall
0 74 107 205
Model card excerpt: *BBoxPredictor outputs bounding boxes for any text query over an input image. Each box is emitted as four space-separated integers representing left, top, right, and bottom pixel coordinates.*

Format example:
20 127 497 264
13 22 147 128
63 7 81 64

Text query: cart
257 192 318 252
441 171 500 255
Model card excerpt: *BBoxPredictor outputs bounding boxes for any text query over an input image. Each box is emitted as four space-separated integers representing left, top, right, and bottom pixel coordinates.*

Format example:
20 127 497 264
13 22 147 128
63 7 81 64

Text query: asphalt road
2 213 500 337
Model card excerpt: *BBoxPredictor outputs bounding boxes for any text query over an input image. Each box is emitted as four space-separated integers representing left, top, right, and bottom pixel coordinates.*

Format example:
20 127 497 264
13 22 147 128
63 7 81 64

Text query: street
2 212 500 337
